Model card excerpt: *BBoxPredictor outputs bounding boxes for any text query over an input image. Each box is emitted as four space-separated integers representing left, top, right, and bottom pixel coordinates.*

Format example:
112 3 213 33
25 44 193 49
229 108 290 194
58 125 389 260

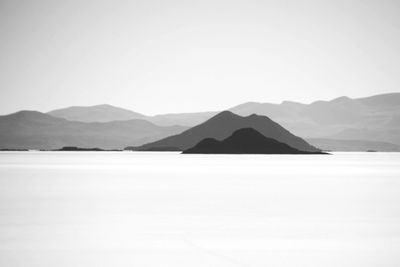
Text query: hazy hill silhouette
229 93 400 145
48 104 147 122
54 146 121 151
48 104 216 126
7 92 400 150
0 111 187 150
183 128 325 154
134 111 320 152
46 93 400 147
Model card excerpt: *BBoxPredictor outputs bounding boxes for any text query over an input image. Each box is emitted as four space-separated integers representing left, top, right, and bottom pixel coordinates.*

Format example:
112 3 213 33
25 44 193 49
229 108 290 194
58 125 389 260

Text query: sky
0 0 399 115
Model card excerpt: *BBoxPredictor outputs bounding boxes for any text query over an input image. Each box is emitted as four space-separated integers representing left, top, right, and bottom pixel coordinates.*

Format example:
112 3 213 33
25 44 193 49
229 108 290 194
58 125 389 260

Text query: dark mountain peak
244 113 271 121
211 110 238 119
244 113 276 124
194 111 276 131
137 110 320 152
225 127 266 142
210 111 269 121
183 127 325 154
201 110 240 124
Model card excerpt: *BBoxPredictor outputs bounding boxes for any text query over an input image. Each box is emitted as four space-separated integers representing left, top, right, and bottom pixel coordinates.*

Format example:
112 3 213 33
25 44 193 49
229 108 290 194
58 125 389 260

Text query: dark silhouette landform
53 146 122 151
183 128 327 154
134 111 320 152
46 93 400 151
1 92 399 151
0 148 29 151
47 93 400 148
124 146 181 151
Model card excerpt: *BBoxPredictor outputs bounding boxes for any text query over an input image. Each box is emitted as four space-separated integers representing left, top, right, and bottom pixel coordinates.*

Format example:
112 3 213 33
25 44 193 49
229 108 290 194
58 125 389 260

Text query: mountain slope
25 92 400 148
229 92 400 145
48 104 218 127
134 111 319 152
184 128 324 154
48 104 147 122
0 111 187 150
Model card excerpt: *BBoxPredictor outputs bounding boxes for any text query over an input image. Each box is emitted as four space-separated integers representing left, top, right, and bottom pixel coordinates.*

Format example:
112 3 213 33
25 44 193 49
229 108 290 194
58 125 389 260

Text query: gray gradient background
0 0 399 115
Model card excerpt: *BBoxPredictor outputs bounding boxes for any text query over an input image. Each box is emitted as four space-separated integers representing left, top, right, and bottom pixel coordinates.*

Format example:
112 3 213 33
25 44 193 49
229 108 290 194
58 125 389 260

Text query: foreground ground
0 152 399 266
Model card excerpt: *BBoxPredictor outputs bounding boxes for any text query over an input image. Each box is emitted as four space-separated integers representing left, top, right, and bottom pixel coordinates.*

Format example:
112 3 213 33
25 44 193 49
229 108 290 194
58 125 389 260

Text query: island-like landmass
183 128 328 154
134 111 320 153
52 146 122 151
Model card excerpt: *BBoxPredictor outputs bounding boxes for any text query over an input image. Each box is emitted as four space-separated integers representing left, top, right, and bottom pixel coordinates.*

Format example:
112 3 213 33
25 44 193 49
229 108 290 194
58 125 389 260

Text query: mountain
134 111 320 152
48 104 218 127
48 104 147 122
0 111 187 150
183 128 325 154
229 100 306 120
229 93 400 145
21 92 400 149
306 138 400 152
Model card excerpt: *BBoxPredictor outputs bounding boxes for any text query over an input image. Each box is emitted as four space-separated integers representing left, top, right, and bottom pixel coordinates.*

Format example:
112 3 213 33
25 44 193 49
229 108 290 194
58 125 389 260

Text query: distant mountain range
46 93 400 146
47 104 215 126
229 93 400 146
48 104 147 122
0 92 399 151
132 111 319 152
0 111 187 150
183 128 325 154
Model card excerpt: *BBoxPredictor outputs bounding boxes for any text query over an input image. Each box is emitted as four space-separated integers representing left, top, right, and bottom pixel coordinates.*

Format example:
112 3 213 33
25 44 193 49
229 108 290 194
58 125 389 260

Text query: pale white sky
0 0 399 115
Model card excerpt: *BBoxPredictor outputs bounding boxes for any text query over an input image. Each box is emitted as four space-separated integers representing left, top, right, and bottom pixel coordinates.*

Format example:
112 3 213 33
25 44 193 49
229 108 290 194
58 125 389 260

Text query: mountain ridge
134 111 319 152
48 104 147 122
183 128 326 154
2 92 399 149
0 111 187 150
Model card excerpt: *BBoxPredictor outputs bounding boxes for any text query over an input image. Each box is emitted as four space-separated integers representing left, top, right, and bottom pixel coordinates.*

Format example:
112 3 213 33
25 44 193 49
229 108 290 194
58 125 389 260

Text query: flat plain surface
0 152 399 266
